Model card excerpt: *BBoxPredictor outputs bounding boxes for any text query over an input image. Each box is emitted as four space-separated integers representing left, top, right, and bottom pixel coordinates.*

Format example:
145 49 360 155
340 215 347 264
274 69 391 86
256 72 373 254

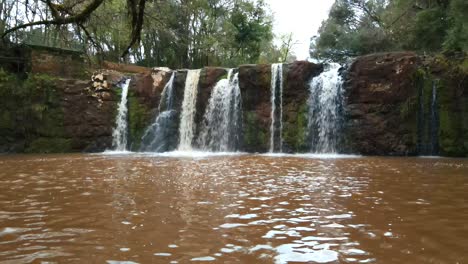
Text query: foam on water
260 153 360 159
150 150 246 158
275 243 339 264
101 150 134 155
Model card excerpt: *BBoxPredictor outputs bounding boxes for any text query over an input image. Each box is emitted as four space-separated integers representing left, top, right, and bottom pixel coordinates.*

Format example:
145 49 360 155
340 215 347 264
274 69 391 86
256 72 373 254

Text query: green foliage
3 0 280 67
133 0 275 68
25 138 72 153
412 8 448 51
283 103 308 152
0 71 70 153
412 62 468 157
127 92 151 150
312 0 467 61
443 0 468 52
243 111 267 151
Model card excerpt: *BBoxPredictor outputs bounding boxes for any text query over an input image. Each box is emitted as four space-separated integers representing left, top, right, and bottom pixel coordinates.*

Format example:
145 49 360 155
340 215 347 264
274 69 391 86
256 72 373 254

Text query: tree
311 0 467 62
1 0 279 67
279 33 298 63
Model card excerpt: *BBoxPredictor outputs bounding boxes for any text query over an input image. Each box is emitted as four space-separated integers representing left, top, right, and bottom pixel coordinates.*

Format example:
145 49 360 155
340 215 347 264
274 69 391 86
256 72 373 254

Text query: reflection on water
0 154 467 263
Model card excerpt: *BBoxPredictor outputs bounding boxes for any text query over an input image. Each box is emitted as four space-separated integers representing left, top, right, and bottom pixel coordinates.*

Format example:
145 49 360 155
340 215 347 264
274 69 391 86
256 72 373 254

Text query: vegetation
311 0 468 62
1 0 283 68
0 70 71 153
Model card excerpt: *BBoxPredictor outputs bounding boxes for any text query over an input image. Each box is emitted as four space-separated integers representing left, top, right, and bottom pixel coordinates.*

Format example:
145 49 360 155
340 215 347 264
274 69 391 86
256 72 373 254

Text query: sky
266 0 335 60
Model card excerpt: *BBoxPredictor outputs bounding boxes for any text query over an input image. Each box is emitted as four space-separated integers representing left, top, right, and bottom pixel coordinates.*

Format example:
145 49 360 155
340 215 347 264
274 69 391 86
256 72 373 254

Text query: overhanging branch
1 0 105 39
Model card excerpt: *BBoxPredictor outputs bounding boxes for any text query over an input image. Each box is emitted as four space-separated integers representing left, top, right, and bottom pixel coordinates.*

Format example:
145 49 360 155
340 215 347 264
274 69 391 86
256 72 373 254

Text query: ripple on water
219 223 247 229
1 154 467 263
107 261 139 264
275 243 339 264
190 256 216 261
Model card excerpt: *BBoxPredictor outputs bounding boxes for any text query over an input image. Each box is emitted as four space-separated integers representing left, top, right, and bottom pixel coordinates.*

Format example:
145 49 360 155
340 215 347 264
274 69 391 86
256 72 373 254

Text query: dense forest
0 0 290 68
1 0 467 67
311 0 468 62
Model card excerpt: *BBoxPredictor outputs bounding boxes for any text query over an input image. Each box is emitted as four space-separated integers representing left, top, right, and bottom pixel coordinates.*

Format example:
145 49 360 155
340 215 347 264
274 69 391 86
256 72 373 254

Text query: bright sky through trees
267 0 335 60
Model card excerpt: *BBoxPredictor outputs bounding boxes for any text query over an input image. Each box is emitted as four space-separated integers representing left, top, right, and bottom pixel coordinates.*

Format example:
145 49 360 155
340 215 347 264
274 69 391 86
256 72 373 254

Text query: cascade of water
198 69 242 151
307 63 344 153
112 78 131 151
178 69 201 150
140 72 178 152
270 63 283 152
417 79 425 154
417 78 440 156
159 72 176 112
430 80 439 155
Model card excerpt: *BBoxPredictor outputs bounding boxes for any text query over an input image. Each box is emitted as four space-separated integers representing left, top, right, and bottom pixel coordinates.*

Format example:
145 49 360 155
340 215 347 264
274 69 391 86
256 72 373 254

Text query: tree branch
121 0 146 58
1 0 105 39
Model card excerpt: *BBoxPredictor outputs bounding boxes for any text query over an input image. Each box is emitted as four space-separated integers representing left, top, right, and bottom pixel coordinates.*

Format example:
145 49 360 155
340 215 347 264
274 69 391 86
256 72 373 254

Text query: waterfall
307 63 344 153
178 69 201 150
417 78 439 156
417 79 425 155
198 69 242 151
270 63 283 152
112 78 131 151
140 72 178 152
430 80 439 155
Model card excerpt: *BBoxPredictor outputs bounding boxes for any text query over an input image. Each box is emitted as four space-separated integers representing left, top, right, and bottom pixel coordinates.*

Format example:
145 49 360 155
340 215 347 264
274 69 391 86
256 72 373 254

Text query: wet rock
194 67 228 143
283 61 323 152
344 52 421 155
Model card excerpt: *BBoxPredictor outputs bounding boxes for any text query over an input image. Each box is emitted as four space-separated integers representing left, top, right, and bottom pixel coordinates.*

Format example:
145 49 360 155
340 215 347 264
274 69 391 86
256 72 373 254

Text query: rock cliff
0 52 467 156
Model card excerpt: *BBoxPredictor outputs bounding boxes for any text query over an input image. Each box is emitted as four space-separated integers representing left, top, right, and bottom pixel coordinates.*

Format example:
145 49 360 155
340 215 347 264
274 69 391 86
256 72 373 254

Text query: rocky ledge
0 52 467 156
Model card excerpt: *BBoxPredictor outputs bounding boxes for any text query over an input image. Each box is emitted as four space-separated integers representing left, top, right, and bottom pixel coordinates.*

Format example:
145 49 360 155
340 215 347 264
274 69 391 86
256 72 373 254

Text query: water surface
0 154 467 263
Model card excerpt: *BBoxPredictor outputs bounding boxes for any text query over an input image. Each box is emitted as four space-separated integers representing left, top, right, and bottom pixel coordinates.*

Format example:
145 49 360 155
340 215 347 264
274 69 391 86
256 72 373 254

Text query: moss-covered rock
243 111 267 152
127 90 153 150
0 71 71 153
26 138 72 153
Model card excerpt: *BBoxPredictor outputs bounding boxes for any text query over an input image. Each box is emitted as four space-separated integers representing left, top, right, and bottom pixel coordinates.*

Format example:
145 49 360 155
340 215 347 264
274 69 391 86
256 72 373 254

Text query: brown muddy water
0 153 467 264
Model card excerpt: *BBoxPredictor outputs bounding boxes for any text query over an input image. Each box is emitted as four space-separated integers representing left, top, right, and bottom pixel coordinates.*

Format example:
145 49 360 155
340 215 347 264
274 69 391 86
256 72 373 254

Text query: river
0 153 467 263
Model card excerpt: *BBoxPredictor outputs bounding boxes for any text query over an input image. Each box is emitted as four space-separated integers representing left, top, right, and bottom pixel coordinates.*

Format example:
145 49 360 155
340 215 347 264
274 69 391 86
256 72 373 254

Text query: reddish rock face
239 64 272 152
238 62 322 152
131 70 171 109
347 52 420 104
30 48 85 78
344 52 422 155
283 61 323 152
102 61 151 74
60 79 118 152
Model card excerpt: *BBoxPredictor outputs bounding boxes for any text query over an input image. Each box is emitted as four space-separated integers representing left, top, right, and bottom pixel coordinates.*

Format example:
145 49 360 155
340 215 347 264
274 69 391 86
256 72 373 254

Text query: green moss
218 72 228 80
437 79 466 156
283 103 308 152
0 110 14 130
459 57 468 74
127 91 152 150
410 68 438 153
25 137 72 153
420 55 468 156
243 111 267 151
439 108 464 156
0 71 68 153
400 96 417 120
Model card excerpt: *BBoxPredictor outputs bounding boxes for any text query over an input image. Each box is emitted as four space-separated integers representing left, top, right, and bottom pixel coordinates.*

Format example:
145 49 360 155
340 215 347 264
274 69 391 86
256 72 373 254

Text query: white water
140 72 178 152
198 69 242 151
159 72 176 112
178 69 201 150
111 78 131 151
307 63 344 153
270 63 283 152
430 80 439 155
261 153 360 159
